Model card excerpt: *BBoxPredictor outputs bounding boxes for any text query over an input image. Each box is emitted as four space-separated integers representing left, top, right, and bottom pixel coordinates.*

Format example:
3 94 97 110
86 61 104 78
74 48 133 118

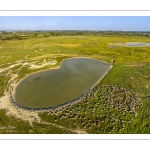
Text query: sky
0 16 150 31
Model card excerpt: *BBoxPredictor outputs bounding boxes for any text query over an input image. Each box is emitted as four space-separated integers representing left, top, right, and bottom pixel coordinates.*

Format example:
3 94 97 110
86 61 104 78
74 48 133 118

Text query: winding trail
39 121 87 134
0 59 42 126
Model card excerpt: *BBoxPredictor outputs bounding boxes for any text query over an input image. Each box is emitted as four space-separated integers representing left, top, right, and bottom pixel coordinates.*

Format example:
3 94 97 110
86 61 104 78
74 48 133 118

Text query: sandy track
40 121 87 134
0 61 41 126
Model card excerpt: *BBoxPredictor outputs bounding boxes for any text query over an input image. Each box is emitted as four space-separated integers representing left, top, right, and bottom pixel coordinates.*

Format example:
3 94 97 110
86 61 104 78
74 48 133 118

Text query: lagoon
14 58 112 108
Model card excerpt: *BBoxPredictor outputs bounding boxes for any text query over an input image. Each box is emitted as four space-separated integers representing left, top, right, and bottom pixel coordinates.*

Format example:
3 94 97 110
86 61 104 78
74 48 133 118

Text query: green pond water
14 58 112 108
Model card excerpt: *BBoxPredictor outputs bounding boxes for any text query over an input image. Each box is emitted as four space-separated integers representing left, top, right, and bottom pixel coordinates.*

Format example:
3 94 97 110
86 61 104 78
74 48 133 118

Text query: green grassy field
0 31 150 134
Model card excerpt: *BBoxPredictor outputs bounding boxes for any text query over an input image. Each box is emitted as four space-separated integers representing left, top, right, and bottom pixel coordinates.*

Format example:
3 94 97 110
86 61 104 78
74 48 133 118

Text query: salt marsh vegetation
0 31 149 133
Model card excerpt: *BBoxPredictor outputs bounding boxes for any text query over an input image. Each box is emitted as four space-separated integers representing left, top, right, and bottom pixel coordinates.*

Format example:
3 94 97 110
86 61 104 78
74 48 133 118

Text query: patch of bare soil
124 63 145 67
0 61 41 126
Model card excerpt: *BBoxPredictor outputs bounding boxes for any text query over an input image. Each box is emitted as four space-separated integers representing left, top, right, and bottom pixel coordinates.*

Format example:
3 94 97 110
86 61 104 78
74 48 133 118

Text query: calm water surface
14 58 112 108
126 42 150 47
112 42 150 47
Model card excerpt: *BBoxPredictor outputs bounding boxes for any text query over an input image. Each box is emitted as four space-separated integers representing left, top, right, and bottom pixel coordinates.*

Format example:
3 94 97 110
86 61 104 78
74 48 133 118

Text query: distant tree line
0 30 150 40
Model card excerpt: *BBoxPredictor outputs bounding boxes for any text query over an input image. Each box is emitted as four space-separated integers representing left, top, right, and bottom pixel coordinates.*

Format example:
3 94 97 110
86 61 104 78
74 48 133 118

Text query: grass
0 33 150 133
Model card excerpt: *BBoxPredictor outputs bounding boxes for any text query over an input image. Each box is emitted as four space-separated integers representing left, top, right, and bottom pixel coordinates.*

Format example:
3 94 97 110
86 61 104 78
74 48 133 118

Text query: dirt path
40 121 87 134
0 60 42 126
0 63 22 73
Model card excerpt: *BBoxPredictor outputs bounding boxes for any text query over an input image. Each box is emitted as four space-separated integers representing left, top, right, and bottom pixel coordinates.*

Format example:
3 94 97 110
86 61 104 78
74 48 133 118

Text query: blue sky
0 16 150 31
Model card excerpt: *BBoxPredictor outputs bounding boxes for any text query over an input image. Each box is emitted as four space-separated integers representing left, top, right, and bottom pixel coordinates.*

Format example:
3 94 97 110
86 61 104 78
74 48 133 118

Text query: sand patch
28 60 57 69
0 94 40 126
124 63 145 67
0 61 41 125
0 63 22 73
29 54 77 61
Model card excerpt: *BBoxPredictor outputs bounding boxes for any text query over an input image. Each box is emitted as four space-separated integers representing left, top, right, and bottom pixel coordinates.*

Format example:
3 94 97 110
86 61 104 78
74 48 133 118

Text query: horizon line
1 30 150 32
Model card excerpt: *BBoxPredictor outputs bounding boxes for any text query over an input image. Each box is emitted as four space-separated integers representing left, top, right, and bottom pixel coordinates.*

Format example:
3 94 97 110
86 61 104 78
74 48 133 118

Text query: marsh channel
14 58 112 109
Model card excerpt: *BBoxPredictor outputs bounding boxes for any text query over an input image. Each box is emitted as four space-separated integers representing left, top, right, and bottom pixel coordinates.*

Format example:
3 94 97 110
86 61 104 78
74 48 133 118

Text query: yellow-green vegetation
39 84 141 133
0 31 150 133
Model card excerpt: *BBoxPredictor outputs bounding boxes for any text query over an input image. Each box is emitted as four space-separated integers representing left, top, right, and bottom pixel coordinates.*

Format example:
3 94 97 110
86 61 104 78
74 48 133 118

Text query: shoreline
10 57 113 112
